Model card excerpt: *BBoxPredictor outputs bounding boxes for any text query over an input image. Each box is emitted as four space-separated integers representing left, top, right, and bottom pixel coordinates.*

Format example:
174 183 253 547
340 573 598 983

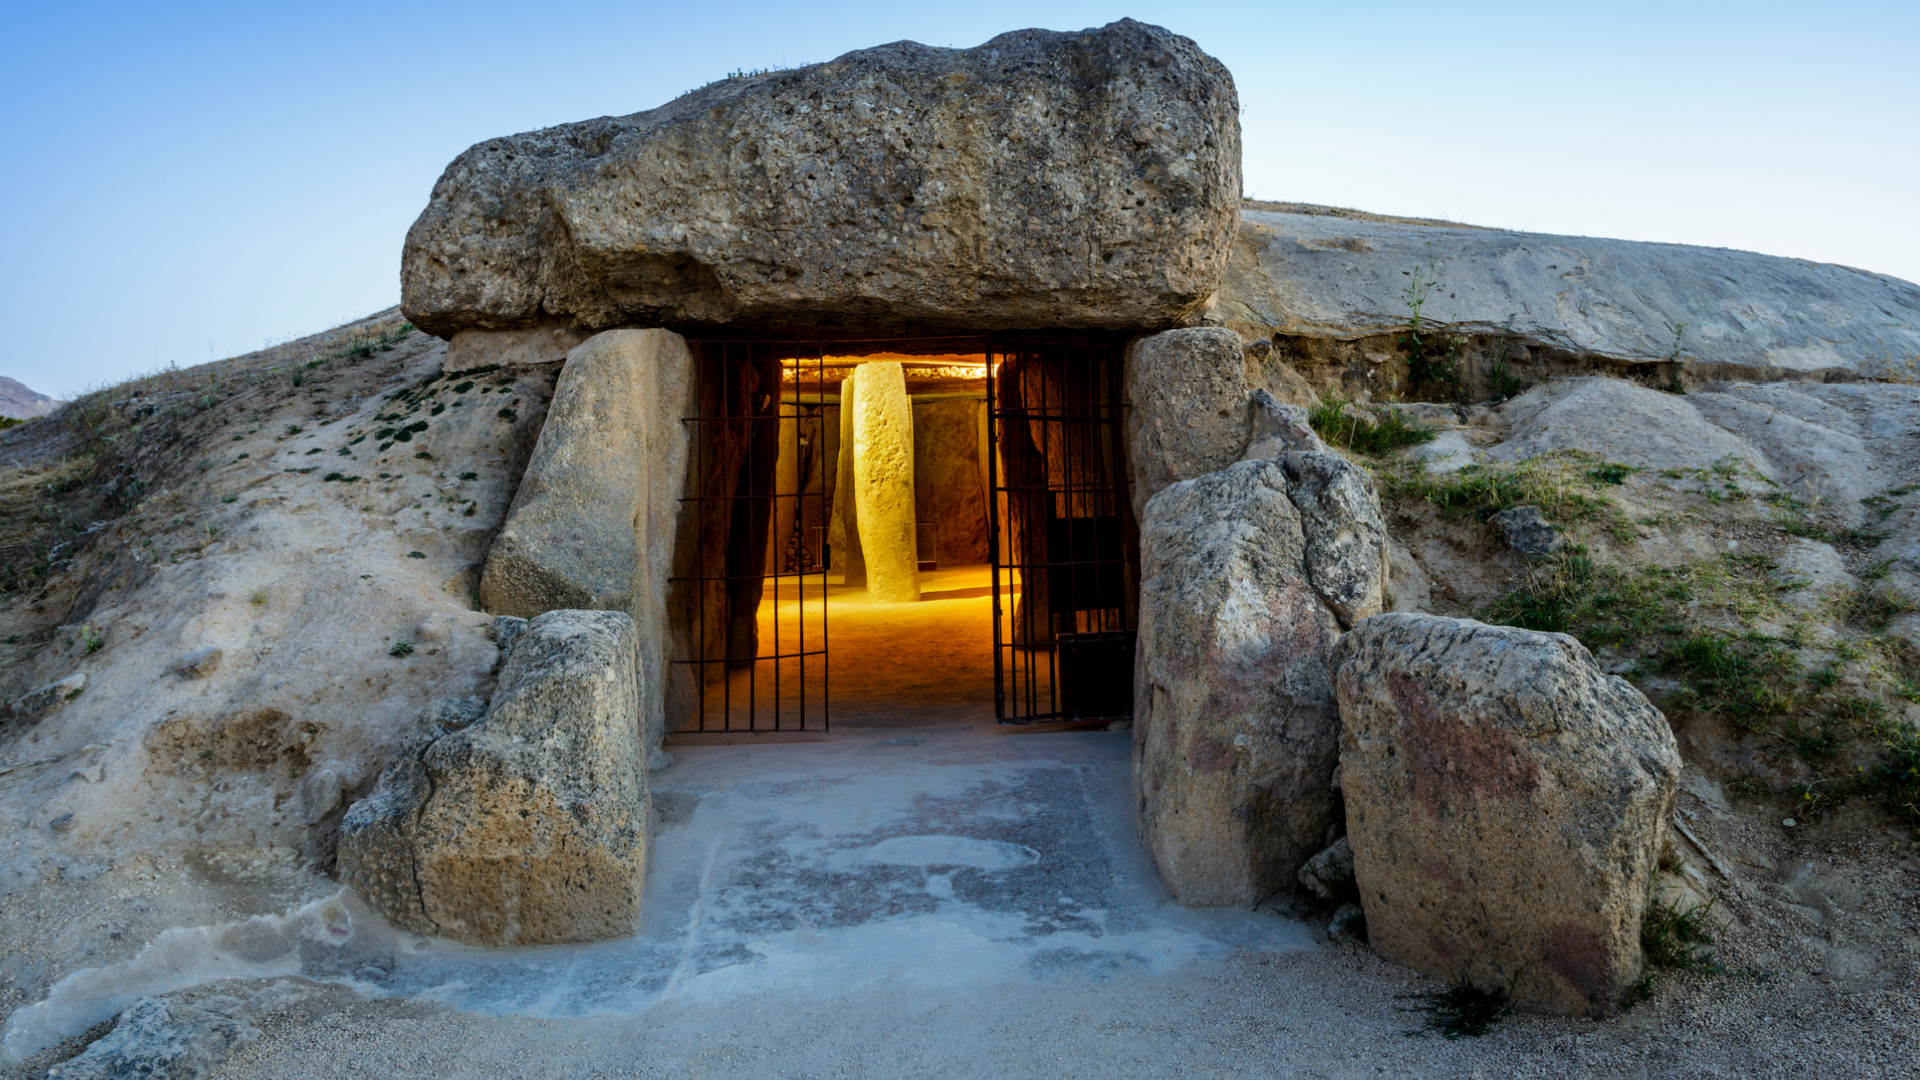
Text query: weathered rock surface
1134 461 1344 906
46 994 257 1080
444 325 589 372
338 610 649 946
1211 209 1920 378
911 398 990 566
1239 388 1330 461
401 20 1239 338
1491 505 1562 559
1277 451 1389 628
1124 327 1253 521
1297 835 1354 903
1333 614 1682 1015
1485 377 1768 476
479 328 693 763
165 647 223 680
10 673 85 719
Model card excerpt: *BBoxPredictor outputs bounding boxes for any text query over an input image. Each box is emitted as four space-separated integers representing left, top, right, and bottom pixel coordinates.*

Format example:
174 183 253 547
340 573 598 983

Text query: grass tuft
1641 899 1723 975
1308 399 1435 456
1399 986 1512 1039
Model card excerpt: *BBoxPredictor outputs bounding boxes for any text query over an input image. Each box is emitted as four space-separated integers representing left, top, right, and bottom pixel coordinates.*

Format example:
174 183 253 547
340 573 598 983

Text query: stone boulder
1133 460 1344 906
1485 377 1768 477
1124 327 1253 522
1239 388 1329 461
402 20 1240 338
338 610 649 947
1490 505 1562 559
479 328 693 765
1276 451 1388 629
1332 614 1682 1015
46 995 257 1080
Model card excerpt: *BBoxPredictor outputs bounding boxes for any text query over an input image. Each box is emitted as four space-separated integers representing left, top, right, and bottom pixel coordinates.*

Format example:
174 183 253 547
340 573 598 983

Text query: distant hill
0 376 62 419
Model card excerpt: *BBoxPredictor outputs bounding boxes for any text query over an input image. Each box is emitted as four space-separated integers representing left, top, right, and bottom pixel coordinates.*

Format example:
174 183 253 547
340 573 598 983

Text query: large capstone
401 20 1240 338
338 610 649 947
1133 460 1344 906
1333 613 1682 1015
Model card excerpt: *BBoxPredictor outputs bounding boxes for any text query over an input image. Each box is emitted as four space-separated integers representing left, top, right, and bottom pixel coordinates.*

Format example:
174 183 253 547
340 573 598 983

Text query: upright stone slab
478 328 693 765
339 610 649 946
1124 327 1253 523
1133 460 1343 906
1333 614 1682 1015
401 20 1240 337
828 367 866 587
769 403 801 573
852 362 920 603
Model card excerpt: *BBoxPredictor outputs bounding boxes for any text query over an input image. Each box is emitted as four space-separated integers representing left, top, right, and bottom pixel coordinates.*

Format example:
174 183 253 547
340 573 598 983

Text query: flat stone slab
1211 210 1920 378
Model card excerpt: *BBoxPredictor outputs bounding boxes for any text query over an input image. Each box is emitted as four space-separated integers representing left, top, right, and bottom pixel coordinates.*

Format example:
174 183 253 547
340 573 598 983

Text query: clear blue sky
3 1 1915 398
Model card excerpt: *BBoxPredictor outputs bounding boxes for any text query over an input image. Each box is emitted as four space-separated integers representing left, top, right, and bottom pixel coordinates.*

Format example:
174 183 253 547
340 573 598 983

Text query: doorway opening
666 335 1135 736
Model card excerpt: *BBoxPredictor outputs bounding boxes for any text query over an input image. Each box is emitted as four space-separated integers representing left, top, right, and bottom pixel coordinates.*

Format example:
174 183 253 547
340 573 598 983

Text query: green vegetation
1484 325 1526 402
1872 725 1920 823
1478 532 1916 799
1640 899 1723 975
1387 450 1633 541
1308 399 1435 456
389 641 415 658
1394 249 1463 395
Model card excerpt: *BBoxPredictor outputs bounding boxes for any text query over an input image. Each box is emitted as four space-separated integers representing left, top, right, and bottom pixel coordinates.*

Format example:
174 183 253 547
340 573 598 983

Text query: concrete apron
3 728 1315 1056
377 726 1315 1014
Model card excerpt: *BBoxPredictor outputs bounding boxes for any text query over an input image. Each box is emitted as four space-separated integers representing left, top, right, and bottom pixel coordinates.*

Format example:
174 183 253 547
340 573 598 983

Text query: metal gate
986 336 1138 725
669 340 833 733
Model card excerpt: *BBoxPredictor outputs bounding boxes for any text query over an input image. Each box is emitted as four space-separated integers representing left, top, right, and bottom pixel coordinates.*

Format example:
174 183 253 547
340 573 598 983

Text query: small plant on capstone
1485 322 1526 402
389 641 414 658
1398 984 1512 1039
1662 322 1690 393
407 551 426 560
80 625 104 654
249 587 269 606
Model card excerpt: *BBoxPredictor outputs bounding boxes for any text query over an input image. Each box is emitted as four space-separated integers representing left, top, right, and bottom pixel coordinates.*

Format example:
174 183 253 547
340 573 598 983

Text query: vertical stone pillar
478 328 694 771
769 403 801 574
828 367 866 587
853 361 920 603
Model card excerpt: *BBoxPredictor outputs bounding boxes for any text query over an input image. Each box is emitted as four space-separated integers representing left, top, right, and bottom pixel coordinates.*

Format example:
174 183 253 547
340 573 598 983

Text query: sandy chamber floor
684 563 1043 733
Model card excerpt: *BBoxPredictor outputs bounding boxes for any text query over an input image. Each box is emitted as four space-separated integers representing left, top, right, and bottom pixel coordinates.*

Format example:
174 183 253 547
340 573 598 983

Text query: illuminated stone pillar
829 367 866 588
853 361 920 602
768 402 801 573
